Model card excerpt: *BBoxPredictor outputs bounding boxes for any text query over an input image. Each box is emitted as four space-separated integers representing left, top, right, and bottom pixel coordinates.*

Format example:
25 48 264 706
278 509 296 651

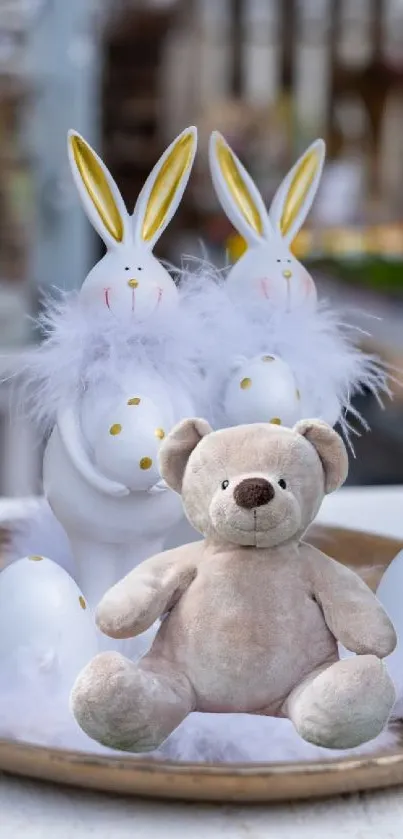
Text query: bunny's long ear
132 126 197 250
269 139 325 246
209 131 271 247
68 130 129 250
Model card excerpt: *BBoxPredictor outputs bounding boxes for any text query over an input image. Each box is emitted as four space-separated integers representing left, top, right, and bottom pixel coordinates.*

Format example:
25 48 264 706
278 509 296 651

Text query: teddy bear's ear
294 419 348 494
159 418 212 494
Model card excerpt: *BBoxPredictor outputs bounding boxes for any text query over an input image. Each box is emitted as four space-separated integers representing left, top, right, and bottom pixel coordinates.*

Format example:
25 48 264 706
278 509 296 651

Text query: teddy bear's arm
302 543 397 657
95 543 201 639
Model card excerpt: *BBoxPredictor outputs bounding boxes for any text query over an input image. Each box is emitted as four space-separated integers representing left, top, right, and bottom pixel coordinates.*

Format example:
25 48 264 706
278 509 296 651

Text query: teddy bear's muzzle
233 477 275 510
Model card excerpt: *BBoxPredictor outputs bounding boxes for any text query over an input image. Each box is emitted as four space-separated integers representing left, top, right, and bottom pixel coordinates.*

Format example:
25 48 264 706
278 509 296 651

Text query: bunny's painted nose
234 478 275 509
282 270 292 279
128 279 139 288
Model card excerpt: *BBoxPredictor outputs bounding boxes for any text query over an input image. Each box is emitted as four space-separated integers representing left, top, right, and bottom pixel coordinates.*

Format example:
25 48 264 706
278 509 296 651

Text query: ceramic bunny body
43 424 185 613
224 236 317 312
78 247 178 322
42 127 199 616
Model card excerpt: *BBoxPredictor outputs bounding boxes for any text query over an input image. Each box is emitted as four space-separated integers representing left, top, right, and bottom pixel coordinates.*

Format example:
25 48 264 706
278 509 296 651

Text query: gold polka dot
240 377 252 390
128 397 141 406
128 279 139 288
155 428 165 440
79 596 86 610
29 555 43 562
296 389 301 400
262 355 274 362
140 456 153 470
109 423 122 435
269 417 282 425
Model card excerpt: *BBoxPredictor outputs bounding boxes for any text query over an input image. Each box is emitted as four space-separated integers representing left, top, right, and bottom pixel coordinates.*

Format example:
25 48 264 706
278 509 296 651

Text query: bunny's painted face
80 248 178 322
68 127 196 323
226 239 317 312
209 132 325 313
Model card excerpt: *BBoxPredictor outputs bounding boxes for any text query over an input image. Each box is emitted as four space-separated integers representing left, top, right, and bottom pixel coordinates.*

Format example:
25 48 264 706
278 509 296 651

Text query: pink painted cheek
255 278 273 299
288 268 316 302
79 284 110 309
301 271 316 298
104 288 111 310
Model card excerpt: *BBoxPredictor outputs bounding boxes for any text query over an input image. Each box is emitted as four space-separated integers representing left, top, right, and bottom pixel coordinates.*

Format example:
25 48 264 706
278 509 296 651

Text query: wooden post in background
24 0 101 300
229 0 243 97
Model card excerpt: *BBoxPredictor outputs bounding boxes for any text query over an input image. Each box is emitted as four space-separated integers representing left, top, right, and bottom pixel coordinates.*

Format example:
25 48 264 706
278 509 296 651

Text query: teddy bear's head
159 419 348 548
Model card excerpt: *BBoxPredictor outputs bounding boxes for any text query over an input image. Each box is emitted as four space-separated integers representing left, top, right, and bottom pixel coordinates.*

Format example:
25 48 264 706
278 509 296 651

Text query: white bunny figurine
209 131 325 313
42 126 198 612
207 132 346 430
207 131 387 435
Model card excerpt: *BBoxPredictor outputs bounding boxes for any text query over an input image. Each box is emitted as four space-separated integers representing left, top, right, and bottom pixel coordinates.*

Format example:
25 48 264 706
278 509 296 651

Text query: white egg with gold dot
0 556 98 684
223 354 301 427
92 394 167 491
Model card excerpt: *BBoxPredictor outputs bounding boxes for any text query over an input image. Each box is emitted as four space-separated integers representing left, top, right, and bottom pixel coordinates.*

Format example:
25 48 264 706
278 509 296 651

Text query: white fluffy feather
178 260 390 437
3 497 75 577
14 260 388 441
157 712 400 764
0 646 111 753
15 283 211 434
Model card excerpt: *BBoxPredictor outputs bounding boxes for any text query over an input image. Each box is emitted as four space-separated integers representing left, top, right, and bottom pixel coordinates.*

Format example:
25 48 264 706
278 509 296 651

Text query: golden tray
0 525 402 804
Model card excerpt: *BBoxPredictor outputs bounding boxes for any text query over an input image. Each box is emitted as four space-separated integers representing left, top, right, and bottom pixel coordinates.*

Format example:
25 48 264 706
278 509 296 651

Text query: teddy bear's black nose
234 477 275 509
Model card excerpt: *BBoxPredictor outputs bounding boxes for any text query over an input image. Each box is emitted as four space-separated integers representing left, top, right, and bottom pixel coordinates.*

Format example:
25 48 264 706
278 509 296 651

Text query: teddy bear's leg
70 651 195 752
283 655 395 749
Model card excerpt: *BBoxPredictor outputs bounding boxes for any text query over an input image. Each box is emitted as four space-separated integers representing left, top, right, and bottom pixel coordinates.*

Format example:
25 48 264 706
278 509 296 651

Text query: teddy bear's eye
221 480 229 490
278 478 287 489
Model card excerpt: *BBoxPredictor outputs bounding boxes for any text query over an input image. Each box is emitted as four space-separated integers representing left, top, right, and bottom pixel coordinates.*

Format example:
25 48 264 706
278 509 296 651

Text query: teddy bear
71 418 397 752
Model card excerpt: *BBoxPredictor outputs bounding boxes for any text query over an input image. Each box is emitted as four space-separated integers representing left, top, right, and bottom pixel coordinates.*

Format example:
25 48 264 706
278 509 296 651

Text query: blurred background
0 0 403 497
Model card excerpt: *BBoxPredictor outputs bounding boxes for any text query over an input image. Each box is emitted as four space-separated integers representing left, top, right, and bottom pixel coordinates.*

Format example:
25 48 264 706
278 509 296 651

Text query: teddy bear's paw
70 651 194 752
287 655 396 750
69 651 146 750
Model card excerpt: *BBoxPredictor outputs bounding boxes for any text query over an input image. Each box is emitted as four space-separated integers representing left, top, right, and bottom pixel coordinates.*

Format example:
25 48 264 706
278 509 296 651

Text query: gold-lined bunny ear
214 136 263 237
68 131 128 249
269 139 325 245
280 146 320 237
133 126 197 249
209 131 271 247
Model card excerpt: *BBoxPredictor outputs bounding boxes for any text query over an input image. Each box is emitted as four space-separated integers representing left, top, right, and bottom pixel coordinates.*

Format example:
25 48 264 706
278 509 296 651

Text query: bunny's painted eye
221 480 229 490
278 479 287 489
137 266 142 270
287 259 291 263
125 266 130 271
276 259 281 263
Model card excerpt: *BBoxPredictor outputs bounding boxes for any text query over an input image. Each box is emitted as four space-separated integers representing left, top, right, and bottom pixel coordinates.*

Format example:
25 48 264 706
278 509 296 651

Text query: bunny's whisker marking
259 279 270 299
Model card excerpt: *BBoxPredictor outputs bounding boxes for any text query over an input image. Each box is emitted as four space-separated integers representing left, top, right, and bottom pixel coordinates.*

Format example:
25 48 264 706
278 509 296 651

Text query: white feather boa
180 264 389 436
17 260 388 442
16 284 210 436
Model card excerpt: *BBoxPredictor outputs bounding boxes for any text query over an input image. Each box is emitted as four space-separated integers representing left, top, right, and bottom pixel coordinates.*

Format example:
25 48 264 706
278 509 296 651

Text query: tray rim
2 735 403 803
0 524 402 803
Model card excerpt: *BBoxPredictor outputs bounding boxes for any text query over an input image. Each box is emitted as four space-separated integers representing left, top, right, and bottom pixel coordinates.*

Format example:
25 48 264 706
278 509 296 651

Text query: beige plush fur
71 419 397 752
